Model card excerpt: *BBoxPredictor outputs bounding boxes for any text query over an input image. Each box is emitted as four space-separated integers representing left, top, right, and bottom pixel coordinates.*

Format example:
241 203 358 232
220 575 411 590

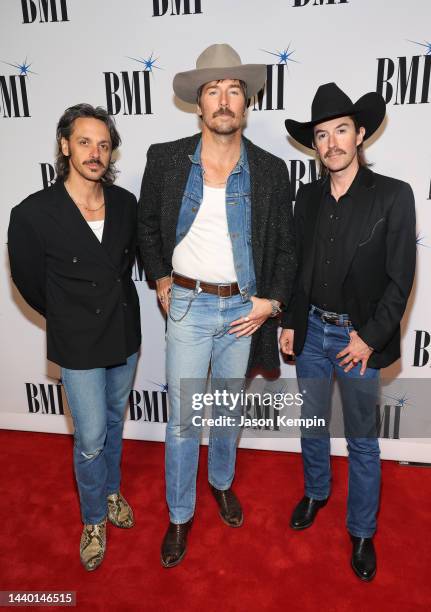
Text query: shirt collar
324 165 365 199
188 136 249 173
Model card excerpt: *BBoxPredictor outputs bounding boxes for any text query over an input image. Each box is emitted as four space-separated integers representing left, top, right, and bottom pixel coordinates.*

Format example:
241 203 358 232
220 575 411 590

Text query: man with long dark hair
8 104 141 571
280 83 416 581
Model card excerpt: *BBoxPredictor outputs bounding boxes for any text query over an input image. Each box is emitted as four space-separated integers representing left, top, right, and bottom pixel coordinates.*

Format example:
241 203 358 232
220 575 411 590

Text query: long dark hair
55 103 121 185
317 115 369 179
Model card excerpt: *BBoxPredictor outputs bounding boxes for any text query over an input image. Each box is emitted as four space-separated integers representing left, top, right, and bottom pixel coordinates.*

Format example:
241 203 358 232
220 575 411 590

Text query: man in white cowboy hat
138 43 296 567
280 83 416 581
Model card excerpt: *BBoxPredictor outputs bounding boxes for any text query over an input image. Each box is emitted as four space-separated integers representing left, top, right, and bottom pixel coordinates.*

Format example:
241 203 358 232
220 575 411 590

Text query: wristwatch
269 299 282 318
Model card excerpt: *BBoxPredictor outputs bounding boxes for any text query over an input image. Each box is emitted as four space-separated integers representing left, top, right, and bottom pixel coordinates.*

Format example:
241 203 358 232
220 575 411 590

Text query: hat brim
173 64 267 104
285 92 386 149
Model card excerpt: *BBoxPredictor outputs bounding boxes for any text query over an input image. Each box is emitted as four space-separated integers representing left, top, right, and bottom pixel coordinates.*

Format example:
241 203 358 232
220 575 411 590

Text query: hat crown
311 82 354 123
196 44 242 70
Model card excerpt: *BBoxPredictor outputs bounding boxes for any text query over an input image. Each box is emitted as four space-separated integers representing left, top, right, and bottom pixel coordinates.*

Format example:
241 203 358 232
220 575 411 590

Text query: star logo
147 380 168 393
2 57 37 77
382 392 411 409
416 233 429 248
127 52 162 73
261 43 298 66
408 39 431 55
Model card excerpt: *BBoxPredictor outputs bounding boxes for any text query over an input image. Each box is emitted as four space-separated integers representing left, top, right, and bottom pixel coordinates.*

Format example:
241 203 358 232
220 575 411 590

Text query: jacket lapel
245 138 271 252
337 167 377 283
100 184 125 260
47 181 117 270
162 134 200 251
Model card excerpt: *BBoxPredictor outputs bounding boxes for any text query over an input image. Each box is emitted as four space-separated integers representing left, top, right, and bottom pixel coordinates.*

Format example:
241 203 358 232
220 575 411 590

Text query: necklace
65 185 105 212
204 179 227 187
83 201 105 212
202 157 239 188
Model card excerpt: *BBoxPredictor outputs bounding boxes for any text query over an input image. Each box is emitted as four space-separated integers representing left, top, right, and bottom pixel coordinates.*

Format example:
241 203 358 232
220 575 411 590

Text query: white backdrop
1 0 430 461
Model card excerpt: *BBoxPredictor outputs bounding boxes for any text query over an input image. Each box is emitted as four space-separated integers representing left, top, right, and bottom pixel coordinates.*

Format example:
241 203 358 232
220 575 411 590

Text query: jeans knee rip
81 447 103 460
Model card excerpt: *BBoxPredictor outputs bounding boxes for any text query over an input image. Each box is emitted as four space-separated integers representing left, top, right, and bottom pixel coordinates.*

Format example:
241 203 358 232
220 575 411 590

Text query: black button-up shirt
310 167 364 313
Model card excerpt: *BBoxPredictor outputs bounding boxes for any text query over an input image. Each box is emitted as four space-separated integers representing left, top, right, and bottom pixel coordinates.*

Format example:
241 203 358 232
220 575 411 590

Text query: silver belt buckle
218 283 232 298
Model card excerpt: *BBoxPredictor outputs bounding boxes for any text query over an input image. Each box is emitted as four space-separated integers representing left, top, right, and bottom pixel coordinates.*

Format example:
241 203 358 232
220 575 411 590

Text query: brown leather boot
161 518 193 568
210 484 243 527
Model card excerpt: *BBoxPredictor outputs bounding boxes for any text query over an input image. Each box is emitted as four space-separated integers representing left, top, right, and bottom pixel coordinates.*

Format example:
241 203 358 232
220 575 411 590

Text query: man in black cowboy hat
280 83 416 581
138 44 296 568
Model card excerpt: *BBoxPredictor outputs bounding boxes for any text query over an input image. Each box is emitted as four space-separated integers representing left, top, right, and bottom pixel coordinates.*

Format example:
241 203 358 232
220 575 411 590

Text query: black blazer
8 180 141 369
138 133 297 373
281 167 416 369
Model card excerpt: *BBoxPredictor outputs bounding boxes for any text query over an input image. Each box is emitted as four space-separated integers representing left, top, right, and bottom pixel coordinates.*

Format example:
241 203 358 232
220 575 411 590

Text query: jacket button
91 281 97 287
122 302 127 307
72 256 78 263
95 308 101 314
124 248 129 254
116 278 121 283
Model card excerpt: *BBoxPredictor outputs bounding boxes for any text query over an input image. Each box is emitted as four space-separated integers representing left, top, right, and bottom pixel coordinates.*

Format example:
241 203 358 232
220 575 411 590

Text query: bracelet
269 299 282 318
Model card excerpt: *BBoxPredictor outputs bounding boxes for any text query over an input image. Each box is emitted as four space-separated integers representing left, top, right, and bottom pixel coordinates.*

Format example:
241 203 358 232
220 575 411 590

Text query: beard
202 113 241 136
210 123 240 136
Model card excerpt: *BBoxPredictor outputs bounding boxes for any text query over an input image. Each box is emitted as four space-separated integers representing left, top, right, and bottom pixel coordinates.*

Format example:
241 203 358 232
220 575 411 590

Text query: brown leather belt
172 273 240 297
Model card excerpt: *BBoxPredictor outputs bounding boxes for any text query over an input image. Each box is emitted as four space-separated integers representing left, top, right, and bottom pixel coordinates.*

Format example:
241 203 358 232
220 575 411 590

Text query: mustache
84 159 104 167
324 148 346 159
213 107 235 118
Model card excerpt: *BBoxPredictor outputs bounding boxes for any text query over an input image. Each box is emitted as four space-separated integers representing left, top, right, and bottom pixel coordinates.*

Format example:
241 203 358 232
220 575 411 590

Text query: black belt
310 305 352 327
172 273 240 297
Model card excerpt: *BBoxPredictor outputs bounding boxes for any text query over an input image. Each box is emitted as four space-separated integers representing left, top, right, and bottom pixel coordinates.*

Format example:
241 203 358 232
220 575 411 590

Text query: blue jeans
166 283 253 524
295 309 380 538
61 352 138 524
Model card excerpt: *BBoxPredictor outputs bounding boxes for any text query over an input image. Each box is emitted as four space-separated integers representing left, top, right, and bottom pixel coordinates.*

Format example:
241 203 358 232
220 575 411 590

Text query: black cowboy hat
285 82 386 149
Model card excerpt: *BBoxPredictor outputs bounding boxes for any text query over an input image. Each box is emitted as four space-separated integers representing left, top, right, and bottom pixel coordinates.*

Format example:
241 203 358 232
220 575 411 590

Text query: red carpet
0 430 430 612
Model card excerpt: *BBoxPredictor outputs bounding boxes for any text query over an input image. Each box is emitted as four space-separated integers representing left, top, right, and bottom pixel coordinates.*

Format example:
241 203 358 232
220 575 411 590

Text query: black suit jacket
138 133 297 373
8 180 141 369
281 167 416 369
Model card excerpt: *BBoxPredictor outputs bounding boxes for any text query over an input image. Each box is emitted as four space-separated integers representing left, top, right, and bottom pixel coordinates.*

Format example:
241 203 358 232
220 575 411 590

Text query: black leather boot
290 496 328 530
351 535 377 581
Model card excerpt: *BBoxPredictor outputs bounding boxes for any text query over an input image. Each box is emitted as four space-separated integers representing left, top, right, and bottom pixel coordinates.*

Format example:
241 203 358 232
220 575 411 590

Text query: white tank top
87 219 104 243
172 185 237 283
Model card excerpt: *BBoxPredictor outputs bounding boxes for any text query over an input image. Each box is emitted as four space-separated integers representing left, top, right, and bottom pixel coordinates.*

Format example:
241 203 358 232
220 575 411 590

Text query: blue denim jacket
175 138 256 301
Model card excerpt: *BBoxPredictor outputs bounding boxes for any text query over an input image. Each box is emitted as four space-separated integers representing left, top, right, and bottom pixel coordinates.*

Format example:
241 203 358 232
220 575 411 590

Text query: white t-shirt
172 185 237 283
87 219 104 243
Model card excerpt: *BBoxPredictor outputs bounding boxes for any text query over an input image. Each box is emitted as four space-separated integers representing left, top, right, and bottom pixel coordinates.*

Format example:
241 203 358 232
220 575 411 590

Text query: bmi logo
40 163 56 189
376 40 431 104
132 258 145 282
26 383 65 415
0 59 34 118
21 0 69 23
413 330 431 367
375 404 401 439
249 46 297 112
104 54 161 116
289 159 318 201
128 383 168 422
152 0 202 16
292 0 348 5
